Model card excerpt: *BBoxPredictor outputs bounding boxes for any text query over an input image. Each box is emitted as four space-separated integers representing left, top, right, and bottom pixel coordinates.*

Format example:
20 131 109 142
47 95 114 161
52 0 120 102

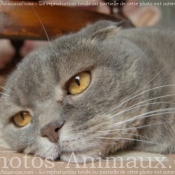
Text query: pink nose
40 121 64 143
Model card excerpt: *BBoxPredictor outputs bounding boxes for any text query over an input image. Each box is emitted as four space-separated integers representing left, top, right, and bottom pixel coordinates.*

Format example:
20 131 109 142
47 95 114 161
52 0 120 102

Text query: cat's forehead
26 37 99 81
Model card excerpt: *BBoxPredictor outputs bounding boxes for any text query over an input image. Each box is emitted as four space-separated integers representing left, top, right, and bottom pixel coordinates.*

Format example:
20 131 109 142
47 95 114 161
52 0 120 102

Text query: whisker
120 93 175 114
113 101 175 119
136 66 169 95
133 121 173 129
0 92 10 97
0 86 9 92
98 130 149 140
111 109 175 127
99 120 173 133
97 137 156 145
32 7 54 52
112 89 175 113
125 133 149 140
132 41 153 66
105 96 175 131
147 66 168 85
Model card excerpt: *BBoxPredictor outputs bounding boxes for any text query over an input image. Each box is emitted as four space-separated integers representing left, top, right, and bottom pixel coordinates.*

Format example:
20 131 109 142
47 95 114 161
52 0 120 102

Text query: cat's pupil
20 113 24 120
75 76 80 86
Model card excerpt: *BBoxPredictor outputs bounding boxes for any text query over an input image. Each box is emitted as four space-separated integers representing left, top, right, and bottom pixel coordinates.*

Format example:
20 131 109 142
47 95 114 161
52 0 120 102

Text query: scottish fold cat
0 20 175 163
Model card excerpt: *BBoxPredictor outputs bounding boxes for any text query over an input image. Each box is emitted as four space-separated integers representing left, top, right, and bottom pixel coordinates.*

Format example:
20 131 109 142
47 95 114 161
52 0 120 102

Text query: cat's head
0 20 147 163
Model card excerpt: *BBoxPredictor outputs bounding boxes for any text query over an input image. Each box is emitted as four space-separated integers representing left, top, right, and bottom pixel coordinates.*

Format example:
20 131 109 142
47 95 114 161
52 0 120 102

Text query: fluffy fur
0 20 175 163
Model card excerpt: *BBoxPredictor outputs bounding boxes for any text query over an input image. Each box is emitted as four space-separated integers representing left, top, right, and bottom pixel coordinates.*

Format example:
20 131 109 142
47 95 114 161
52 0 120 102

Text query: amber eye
68 72 91 95
13 111 32 127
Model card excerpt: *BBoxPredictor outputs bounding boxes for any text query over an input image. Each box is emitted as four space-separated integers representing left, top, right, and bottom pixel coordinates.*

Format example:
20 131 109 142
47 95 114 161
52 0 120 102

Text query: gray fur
0 20 175 162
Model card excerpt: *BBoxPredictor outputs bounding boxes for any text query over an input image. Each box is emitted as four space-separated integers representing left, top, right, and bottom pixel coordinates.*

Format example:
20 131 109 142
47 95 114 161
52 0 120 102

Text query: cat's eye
13 111 32 127
68 72 91 95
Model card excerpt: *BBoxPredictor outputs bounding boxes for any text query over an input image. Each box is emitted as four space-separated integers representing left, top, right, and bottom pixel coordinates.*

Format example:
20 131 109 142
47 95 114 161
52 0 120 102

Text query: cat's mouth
24 135 105 163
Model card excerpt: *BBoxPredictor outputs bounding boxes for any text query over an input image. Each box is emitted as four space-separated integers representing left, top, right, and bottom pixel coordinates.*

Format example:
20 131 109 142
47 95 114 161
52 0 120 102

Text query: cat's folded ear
79 20 119 37
91 26 120 41
79 20 120 41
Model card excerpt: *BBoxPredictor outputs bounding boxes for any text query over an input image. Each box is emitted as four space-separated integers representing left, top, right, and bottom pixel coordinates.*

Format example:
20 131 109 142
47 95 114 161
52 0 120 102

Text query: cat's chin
24 137 60 161
25 146 103 163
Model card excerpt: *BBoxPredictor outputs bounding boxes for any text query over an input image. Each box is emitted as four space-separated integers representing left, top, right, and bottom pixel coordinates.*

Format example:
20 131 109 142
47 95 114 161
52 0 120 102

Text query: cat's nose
40 121 64 143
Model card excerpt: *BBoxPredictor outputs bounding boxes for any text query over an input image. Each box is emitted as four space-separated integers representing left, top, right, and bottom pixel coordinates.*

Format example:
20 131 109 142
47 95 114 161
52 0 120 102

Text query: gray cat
0 20 175 163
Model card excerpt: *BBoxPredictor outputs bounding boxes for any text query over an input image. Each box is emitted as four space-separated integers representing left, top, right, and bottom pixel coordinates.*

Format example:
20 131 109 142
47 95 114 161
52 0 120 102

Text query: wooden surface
0 3 121 40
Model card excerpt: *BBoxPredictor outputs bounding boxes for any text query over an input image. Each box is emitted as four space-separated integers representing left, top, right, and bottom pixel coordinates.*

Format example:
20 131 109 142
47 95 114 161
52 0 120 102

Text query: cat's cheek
3 123 40 153
2 124 30 148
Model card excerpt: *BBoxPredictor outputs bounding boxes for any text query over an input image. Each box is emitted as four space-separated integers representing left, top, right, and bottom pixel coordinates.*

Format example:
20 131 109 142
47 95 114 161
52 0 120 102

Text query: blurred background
142 0 175 27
